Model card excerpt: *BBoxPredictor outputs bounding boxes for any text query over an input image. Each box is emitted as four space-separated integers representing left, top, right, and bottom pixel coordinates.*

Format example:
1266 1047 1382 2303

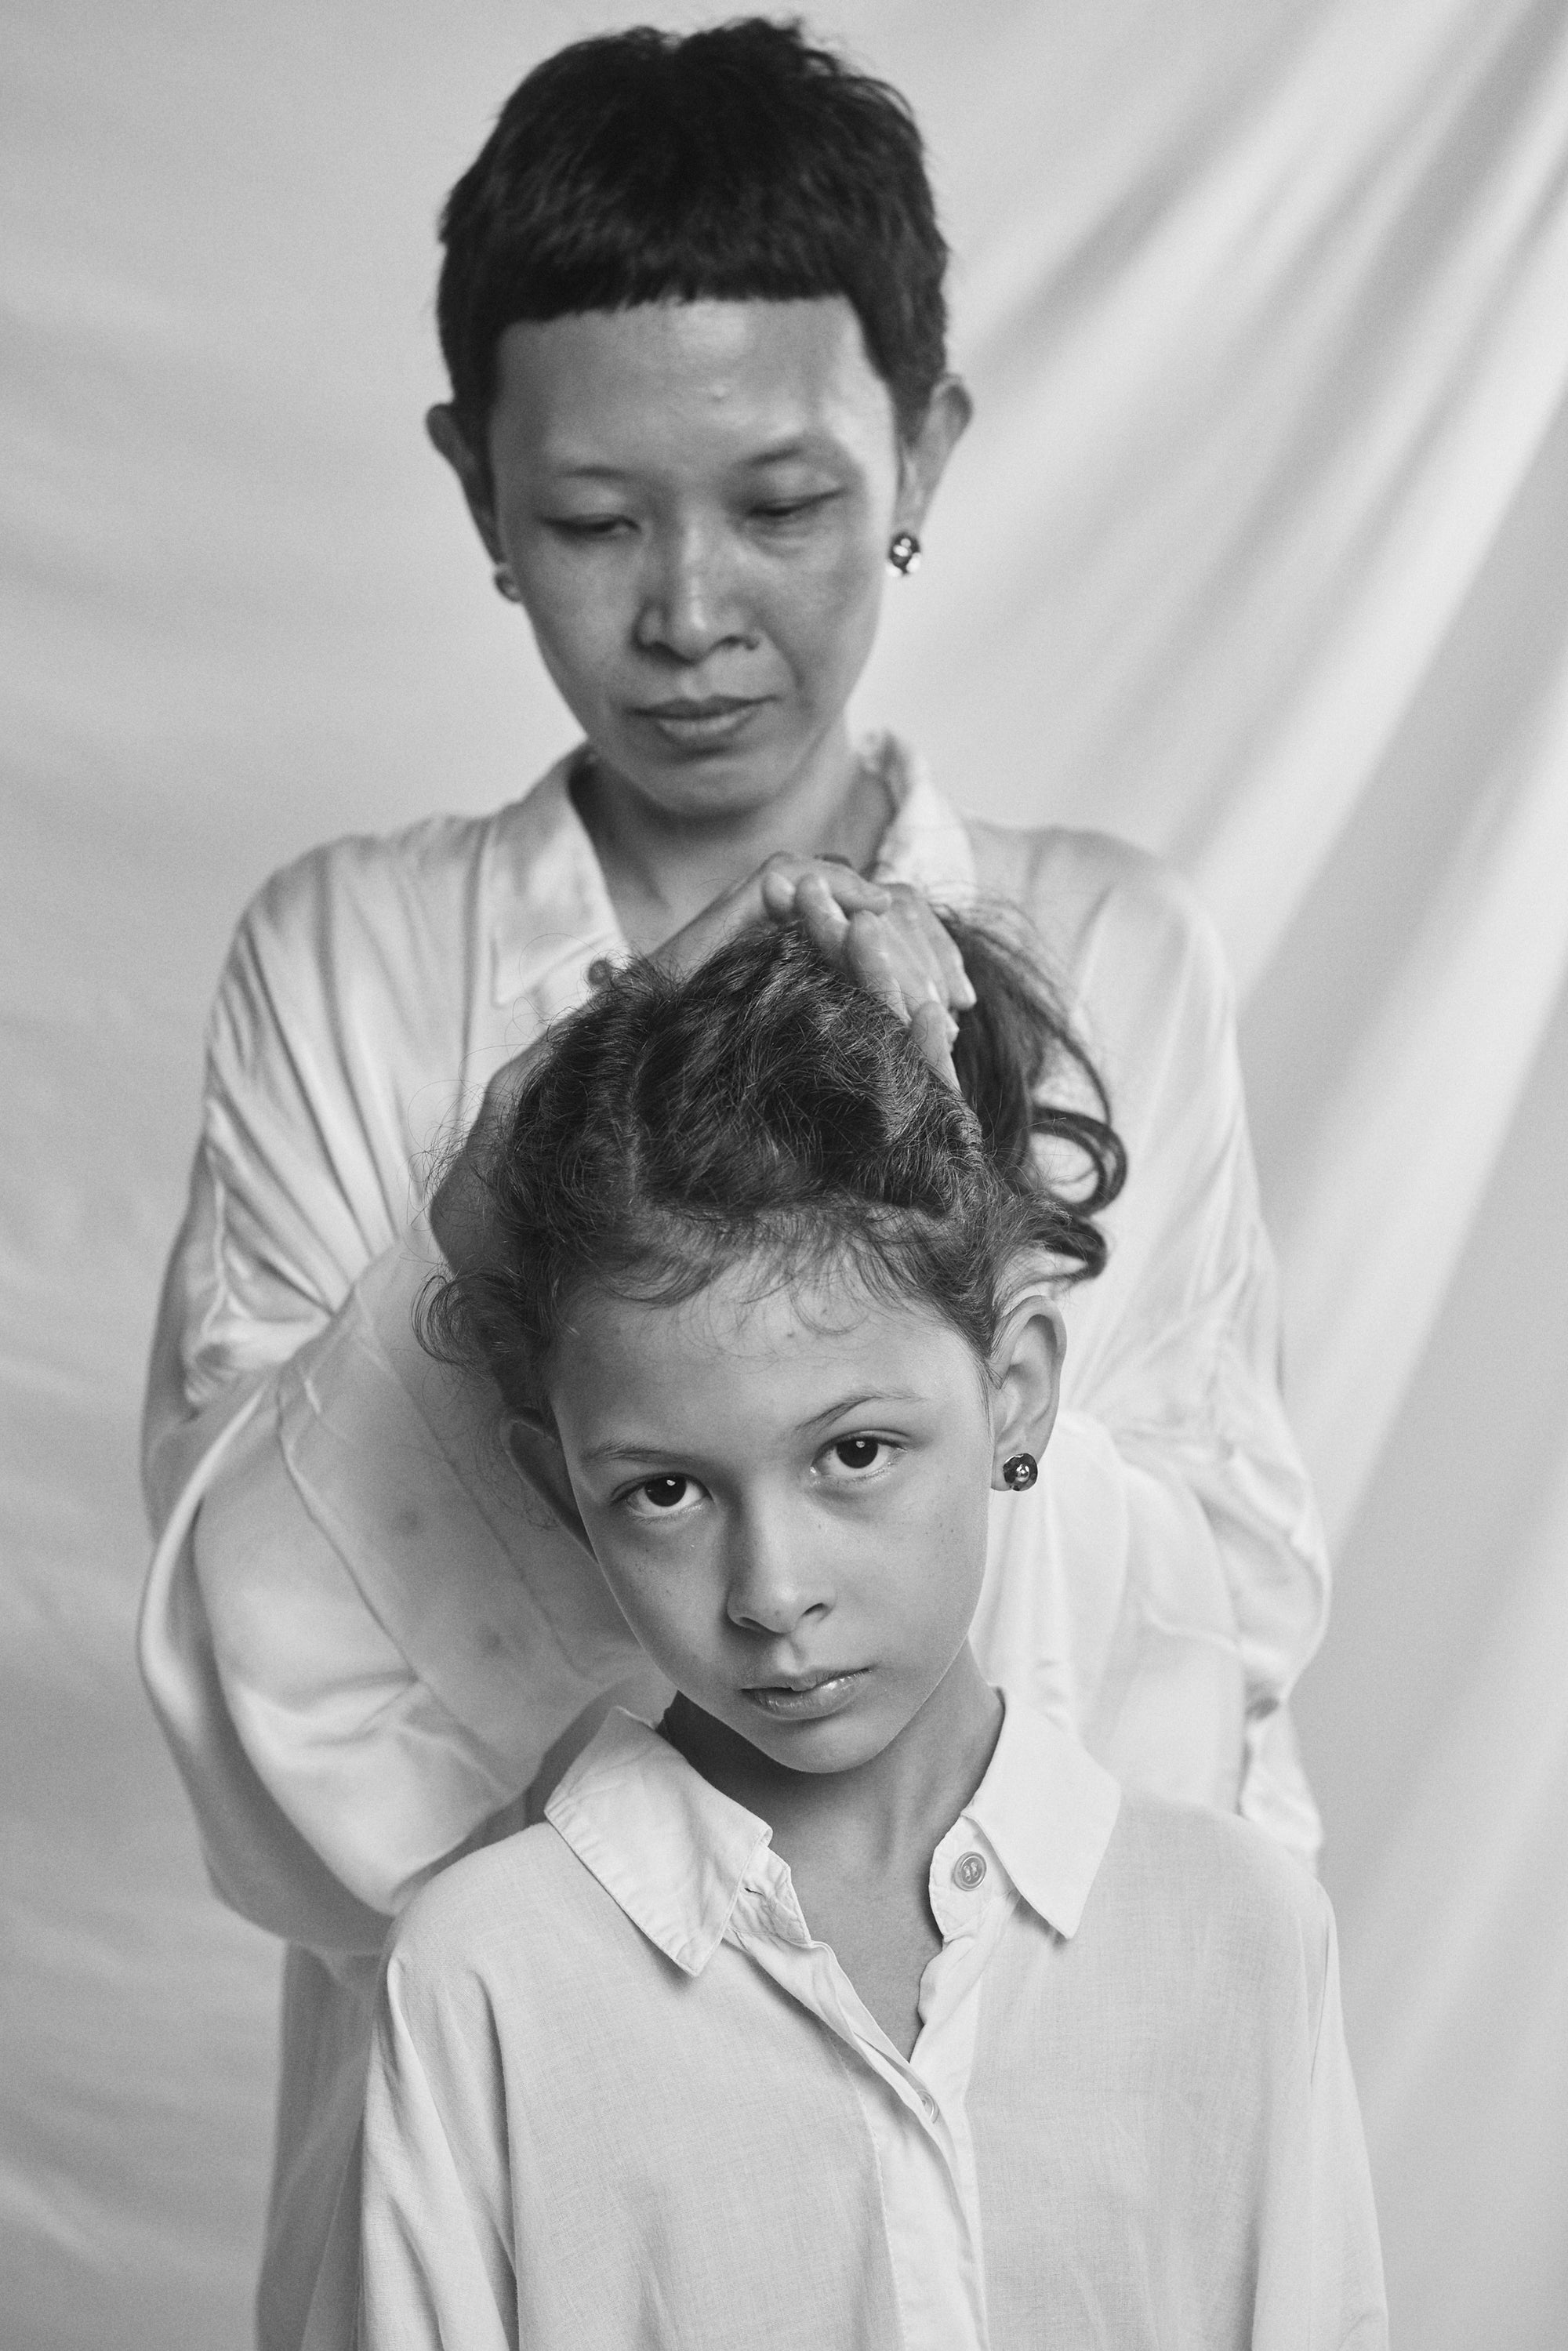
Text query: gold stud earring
492 564 521 603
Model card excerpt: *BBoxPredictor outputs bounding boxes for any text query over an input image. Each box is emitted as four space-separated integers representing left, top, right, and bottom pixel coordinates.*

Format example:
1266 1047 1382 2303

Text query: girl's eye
624 1474 703 1518
829 1436 887 1474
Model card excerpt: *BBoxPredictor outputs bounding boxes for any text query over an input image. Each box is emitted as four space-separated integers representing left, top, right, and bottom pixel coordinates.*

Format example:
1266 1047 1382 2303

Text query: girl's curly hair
421 912 1126 1412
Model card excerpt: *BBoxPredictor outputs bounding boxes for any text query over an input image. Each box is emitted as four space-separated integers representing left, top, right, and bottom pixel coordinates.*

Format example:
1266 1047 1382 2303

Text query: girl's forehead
490 297 896 471
552 1262 967 1406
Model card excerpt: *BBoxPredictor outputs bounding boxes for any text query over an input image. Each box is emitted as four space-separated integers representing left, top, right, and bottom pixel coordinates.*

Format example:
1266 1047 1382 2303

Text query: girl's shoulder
387 1818 657 2008
1101 1792 1334 2019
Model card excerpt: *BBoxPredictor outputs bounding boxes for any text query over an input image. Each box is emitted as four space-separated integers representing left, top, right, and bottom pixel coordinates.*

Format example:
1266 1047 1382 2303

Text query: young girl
358 920 1384 2351
137 20 1328 2346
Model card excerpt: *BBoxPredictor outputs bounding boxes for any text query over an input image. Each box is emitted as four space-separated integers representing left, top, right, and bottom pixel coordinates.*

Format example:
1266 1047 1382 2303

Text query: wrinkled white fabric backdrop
4 1 1566 2342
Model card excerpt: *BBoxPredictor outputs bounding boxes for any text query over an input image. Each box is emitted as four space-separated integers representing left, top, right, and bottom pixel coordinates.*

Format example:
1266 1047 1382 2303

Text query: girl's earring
1001 1453 1039 1492
492 564 521 603
887 531 922 576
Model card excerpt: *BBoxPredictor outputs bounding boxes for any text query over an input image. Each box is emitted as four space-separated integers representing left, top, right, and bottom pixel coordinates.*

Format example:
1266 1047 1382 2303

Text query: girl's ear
426 402 506 565
501 1408 592 1553
987 1294 1065 1490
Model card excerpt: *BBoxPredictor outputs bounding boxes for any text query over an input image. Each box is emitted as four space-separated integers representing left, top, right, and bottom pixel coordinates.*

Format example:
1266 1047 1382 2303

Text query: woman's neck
665 1648 1003 1885
573 724 893 952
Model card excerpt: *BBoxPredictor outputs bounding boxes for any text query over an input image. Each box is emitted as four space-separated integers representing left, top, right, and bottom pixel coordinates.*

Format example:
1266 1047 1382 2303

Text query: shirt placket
912 1823 1020 2348
727 1863 998 2351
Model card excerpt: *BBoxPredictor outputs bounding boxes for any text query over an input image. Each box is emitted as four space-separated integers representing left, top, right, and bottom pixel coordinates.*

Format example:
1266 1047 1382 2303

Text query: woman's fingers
908 1000 963 1094
662 858 972 1045
845 908 913 1018
760 858 891 926
844 891 972 1033
912 894 977 1010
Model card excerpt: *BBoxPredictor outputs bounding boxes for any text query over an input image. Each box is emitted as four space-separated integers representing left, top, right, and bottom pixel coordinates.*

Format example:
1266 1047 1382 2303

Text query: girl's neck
573 723 892 952
664 1648 1003 1883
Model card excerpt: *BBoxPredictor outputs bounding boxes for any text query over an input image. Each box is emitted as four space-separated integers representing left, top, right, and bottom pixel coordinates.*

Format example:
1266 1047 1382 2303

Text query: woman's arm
971 826 1329 1859
138 828 646 1948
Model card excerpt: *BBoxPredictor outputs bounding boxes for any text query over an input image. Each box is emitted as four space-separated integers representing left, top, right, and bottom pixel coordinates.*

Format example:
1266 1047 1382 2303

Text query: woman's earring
1002 1453 1039 1492
492 564 521 603
887 531 922 576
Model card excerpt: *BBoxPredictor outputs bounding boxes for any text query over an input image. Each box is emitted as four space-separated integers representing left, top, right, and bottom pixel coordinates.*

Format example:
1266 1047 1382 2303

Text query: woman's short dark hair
422 916 1127 1417
436 17 949 452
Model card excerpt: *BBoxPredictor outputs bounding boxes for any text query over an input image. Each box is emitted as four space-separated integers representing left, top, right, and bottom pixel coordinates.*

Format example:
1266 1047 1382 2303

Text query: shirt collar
545 1693 1121 1975
545 1711 775 1976
964 1696 1122 1939
485 750 624 1021
483 734 978 1026
865 731 978 903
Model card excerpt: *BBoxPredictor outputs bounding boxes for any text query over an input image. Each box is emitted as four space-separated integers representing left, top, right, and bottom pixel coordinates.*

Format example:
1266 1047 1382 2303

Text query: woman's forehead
489 296 895 474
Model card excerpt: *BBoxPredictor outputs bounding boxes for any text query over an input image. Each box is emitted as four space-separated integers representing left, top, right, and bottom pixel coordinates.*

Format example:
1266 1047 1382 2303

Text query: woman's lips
633 696 770 749
742 1669 870 1722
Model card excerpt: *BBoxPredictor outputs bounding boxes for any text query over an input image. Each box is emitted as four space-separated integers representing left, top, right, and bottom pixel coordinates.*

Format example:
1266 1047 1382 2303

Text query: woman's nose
635 524 753 663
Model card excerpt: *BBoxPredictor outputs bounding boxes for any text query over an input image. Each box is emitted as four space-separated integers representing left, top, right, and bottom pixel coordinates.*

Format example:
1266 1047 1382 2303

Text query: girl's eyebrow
803 1388 925 1428
576 1435 686 1466
576 1390 925 1465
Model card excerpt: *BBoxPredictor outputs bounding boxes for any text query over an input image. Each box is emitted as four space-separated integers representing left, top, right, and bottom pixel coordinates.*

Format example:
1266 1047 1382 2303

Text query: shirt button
952 1851 986 1891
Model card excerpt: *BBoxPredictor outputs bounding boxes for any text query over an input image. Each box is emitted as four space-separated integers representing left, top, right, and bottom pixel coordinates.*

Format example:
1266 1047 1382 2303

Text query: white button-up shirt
136 738 1330 2346
359 1701 1386 2351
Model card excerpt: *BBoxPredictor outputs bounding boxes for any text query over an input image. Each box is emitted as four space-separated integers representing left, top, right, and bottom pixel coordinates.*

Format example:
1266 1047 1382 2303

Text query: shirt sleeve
978 833 1330 1861
138 846 650 1950
358 1936 517 2351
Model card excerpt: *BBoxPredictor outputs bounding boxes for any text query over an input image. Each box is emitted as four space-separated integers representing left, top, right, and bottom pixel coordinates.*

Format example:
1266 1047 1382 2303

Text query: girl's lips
742 1669 869 1722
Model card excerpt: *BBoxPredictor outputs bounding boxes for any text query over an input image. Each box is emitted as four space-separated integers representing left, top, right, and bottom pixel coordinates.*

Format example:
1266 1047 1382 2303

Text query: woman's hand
655 854 975 1090
434 855 974 1269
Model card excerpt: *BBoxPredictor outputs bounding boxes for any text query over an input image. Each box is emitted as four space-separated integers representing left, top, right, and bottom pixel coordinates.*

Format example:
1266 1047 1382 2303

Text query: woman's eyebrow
545 459 633 481
743 435 835 467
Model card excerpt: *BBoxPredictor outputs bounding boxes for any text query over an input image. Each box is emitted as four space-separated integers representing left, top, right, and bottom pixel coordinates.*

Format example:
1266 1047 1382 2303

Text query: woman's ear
987 1294 1064 1491
426 402 506 566
501 1407 592 1553
894 373 974 539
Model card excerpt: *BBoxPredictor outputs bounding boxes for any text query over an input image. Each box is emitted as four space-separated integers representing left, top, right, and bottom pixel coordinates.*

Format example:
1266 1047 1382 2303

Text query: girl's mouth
742 1668 870 1722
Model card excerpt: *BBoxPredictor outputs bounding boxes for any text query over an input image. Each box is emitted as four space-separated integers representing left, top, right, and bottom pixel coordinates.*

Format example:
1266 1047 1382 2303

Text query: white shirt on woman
360 1697 1385 2351
138 737 1329 2347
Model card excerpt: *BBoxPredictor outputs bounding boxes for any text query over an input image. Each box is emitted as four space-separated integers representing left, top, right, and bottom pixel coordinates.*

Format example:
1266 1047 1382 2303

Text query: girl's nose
635 524 753 663
724 1507 829 1638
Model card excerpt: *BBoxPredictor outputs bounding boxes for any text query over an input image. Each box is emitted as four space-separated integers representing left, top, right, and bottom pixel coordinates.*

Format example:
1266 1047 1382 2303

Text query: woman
139 22 1327 2349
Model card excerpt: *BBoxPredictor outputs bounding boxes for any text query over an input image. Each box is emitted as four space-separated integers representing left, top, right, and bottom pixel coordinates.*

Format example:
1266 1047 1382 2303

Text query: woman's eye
752 492 835 526
624 1474 702 1518
547 515 633 539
